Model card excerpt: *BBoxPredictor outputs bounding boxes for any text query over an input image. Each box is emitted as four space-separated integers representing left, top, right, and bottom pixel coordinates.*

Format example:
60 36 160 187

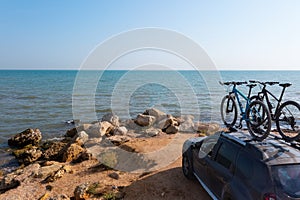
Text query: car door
206 139 240 198
194 135 221 186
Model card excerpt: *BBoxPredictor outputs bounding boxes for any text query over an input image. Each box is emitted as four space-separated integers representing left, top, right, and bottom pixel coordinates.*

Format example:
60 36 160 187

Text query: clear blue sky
1 0 300 70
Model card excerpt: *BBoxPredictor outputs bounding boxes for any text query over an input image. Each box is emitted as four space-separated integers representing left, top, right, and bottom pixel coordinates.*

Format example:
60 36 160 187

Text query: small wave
17 95 39 100
96 108 112 113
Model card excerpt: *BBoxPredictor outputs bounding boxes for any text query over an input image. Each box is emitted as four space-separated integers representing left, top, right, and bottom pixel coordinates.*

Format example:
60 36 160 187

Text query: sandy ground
0 133 211 200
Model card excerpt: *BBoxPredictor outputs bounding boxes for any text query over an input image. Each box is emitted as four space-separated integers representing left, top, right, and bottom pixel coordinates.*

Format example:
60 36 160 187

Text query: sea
0 70 299 169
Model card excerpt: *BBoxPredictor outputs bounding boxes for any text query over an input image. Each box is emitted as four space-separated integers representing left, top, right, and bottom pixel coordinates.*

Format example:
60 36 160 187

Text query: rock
0 175 20 194
61 143 85 162
42 169 65 183
48 194 70 200
108 135 131 146
74 131 89 146
42 165 72 183
143 127 162 137
34 162 63 178
108 172 119 180
143 108 167 121
42 141 68 161
114 126 128 136
86 122 114 138
73 152 93 163
8 128 42 148
165 125 179 134
193 122 220 135
162 116 180 134
84 138 103 148
135 114 156 127
123 119 143 130
65 124 92 138
74 183 90 200
178 115 195 132
102 113 120 126
13 146 42 165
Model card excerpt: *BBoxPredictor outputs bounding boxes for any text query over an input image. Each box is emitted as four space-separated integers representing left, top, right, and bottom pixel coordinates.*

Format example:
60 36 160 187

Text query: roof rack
268 133 300 151
221 132 247 146
223 131 300 152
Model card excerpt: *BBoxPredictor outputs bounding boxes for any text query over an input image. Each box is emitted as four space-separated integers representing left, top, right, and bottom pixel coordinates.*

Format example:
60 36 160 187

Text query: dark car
182 131 300 200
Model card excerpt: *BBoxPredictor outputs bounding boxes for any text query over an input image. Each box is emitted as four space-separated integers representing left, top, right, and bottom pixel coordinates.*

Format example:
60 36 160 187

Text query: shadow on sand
123 167 210 200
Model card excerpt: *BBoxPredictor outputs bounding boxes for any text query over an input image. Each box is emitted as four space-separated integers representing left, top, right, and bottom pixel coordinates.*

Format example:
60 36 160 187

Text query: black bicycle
220 81 271 141
250 80 300 142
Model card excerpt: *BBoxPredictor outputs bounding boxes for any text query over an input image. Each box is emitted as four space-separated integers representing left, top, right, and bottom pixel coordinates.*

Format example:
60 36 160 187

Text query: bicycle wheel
276 101 300 142
246 100 271 141
220 95 237 127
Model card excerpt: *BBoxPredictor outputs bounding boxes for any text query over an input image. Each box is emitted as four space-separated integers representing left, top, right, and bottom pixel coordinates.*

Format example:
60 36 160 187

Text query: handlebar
219 81 247 86
249 80 279 86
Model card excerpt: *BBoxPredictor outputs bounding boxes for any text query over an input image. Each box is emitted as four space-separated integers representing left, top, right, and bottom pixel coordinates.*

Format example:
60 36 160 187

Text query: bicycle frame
258 86 287 119
231 87 251 120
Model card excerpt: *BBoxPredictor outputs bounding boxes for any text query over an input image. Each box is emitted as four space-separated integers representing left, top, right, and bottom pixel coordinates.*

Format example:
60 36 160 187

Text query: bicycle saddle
246 84 256 88
279 83 292 87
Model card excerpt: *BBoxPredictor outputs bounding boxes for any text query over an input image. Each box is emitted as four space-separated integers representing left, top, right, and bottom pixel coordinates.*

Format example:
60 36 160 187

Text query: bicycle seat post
247 84 256 99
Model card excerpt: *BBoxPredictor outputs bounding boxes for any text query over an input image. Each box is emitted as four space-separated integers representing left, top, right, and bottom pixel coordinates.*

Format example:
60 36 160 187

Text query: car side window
199 138 217 158
236 152 268 188
215 141 238 169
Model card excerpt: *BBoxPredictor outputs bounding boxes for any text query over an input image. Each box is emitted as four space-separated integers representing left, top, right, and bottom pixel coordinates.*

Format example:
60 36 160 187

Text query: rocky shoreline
0 108 222 200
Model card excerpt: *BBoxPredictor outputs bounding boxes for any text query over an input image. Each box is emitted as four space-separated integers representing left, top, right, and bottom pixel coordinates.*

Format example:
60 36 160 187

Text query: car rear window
272 164 300 198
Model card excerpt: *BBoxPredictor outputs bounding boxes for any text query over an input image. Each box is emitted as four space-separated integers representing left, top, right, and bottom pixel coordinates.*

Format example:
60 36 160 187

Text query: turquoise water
0 70 299 147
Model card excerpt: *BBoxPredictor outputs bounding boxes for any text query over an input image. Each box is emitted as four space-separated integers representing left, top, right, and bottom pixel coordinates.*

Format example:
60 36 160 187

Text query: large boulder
102 113 120 127
8 128 42 148
143 108 167 122
135 114 156 127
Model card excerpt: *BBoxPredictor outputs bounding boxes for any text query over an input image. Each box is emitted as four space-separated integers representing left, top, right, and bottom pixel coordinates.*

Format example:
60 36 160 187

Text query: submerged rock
8 128 42 148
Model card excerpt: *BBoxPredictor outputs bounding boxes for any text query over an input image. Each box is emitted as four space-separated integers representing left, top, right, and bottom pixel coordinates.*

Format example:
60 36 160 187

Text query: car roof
221 131 300 166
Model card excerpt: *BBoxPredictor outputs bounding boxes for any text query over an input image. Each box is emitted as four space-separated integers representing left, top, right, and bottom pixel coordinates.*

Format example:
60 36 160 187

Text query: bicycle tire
246 100 271 141
220 95 237 127
250 95 260 101
276 101 300 142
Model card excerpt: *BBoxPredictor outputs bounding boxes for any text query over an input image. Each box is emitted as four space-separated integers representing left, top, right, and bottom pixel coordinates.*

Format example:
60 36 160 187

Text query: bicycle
219 81 271 141
249 80 300 142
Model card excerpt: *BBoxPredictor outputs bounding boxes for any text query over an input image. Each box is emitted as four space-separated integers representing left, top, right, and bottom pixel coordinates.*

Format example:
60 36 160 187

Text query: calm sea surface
0 70 299 148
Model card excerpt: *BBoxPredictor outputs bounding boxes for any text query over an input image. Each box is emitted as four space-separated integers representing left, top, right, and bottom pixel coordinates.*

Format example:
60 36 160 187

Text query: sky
0 0 300 70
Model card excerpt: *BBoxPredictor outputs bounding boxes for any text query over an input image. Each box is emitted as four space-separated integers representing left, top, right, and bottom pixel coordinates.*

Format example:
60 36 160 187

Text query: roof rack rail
221 132 246 146
268 133 300 151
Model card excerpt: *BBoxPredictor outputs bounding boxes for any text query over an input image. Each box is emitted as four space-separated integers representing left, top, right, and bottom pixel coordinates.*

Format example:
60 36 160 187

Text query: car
182 131 300 200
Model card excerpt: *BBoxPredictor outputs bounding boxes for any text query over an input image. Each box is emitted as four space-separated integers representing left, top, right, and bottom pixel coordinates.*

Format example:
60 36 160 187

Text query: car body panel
182 131 300 200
